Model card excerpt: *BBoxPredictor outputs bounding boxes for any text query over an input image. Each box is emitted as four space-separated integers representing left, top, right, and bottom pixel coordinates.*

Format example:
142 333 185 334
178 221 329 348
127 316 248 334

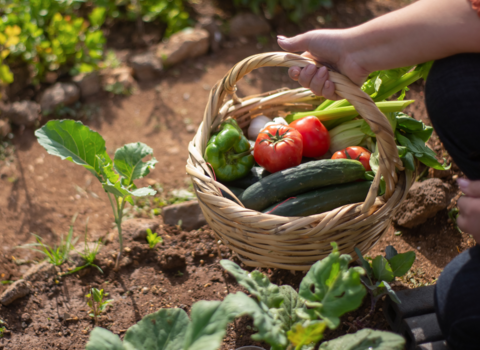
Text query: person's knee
435 246 480 349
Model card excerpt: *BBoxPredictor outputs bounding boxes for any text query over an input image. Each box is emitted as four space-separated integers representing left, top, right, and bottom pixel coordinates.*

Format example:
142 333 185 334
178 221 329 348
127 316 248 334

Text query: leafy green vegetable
35 120 157 269
389 251 416 277
318 328 405 350
287 321 326 350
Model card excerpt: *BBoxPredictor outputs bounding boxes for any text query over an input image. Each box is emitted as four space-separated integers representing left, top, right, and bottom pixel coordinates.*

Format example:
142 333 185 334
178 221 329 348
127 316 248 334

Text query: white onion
248 115 271 140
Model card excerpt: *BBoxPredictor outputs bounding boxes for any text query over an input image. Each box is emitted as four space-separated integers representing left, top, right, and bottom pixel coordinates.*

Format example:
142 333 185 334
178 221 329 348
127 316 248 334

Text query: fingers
457 196 480 243
290 64 340 100
298 64 318 88
288 67 300 81
277 32 314 53
457 178 480 197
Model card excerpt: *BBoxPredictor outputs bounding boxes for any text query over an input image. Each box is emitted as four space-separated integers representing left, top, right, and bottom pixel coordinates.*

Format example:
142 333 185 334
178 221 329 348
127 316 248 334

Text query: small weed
175 271 184 277
63 218 103 276
17 214 78 266
448 207 462 233
104 82 132 95
0 321 5 338
86 288 113 324
1 280 13 285
101 50 121 69
146 228 163 249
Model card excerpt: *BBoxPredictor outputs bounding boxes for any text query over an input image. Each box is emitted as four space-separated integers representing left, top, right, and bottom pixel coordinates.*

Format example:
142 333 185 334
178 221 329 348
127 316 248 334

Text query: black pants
425 53 480 349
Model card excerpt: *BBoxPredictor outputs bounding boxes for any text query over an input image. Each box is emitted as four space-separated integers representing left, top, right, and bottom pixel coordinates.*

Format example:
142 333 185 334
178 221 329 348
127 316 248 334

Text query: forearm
346 0 480 72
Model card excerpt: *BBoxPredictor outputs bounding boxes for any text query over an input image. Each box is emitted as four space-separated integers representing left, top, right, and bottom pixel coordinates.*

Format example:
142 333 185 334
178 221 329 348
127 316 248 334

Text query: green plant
35 120 157 270
17 214 78 266
234 0 333 23
353 245 415 329
1 280 13 285
104 81 133 95
0 320 5 338
85 244 405 350
64 219 103 276
86 288 113 323
146 228 162 249
449 207 462 233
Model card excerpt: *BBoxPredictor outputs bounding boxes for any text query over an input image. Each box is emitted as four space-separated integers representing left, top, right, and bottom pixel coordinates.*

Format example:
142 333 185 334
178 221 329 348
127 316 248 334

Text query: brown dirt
0 0 474 349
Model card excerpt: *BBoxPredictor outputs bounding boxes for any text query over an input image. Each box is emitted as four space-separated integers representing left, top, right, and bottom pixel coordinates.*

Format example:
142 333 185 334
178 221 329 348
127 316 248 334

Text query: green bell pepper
204 119 254 182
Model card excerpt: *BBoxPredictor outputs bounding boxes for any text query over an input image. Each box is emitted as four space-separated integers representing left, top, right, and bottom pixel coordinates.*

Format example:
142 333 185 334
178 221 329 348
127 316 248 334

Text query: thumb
277 32 315 53
458 178 480 197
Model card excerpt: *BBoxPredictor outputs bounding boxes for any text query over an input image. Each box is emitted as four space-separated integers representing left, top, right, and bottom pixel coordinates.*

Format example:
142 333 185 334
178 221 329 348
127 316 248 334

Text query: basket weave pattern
186 53 414 270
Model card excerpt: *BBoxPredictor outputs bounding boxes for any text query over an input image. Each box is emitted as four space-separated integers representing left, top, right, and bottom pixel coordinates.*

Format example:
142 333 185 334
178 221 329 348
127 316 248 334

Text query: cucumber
263 181 373 217
240 159 365 211
224 167 270 189
220 186 244 202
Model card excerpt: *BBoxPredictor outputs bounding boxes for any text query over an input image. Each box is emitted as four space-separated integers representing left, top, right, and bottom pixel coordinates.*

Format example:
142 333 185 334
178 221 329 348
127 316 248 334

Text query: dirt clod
158 247 186 270
23 261 57 282
0 280 31 306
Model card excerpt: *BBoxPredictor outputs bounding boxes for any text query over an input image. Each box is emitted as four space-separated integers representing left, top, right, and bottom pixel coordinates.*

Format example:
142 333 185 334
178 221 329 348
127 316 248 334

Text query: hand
277 30 371 100
457 178 480 245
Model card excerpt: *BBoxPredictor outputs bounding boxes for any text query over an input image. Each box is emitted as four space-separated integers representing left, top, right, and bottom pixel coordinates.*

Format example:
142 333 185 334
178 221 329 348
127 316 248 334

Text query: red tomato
289 116 330 158
331 146 372 171
254 125 303 173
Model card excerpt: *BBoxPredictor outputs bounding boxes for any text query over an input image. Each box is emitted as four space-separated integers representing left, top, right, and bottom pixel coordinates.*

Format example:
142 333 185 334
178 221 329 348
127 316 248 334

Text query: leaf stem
114 196 126 271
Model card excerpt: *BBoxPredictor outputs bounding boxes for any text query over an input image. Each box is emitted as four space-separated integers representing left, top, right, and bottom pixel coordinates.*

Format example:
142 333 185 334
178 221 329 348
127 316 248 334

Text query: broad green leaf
89 7 107 27
287 321 326 349
221 292 287 350
35 120 110 180
85 328 125 350
396 131 449 170
318 329 405 350
354 247 373 279
184 300 231 350
220 260 283 308
97 155 119 184
274 285 303 330
385 246 398 260
298 243 366 329
401 152 415 171
372 256 394 283
383 281 401 304
417 153 451 171
369 143 379 174
414 126 434 143
388 251 416 277
396 116 424 132
360 121 375 137
114 142 158 185
0 64 13 84
397 146 408 157
123 308 189 350
102 179 156 199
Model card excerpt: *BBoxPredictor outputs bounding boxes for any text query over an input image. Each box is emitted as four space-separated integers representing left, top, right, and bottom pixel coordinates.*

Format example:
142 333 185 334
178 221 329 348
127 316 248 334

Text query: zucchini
224 167 270 189
240 159 365 211
220 186 244 202
262 181 373 216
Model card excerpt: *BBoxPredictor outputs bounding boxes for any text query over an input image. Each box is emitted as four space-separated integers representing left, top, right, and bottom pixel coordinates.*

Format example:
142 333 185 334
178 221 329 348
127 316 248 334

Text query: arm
278 0 480 98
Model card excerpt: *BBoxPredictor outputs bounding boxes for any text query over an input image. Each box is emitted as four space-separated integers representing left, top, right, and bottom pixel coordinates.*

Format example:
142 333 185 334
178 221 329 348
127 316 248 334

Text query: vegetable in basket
332 146 372 171
254 124 303 173
289 116 330 158
204 119 254 182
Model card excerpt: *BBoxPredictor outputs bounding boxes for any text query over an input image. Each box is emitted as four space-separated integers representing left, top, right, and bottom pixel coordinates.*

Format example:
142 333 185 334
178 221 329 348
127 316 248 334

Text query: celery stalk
286 100 414 123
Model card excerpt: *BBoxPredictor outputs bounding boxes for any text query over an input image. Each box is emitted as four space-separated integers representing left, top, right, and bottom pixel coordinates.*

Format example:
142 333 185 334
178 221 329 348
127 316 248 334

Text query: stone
107 219 160 243
158 247 186 270
157 28 209 67
162 200 207 231
20 313 31 323
0 119 11 138
0 280 31 306
229 13 270 38
72 72 101 98
1 101 40 127
130 52 163 81
103 67 135 91
23 261 57 282
199 17 223 52
394 179 451 228
40 83 80 113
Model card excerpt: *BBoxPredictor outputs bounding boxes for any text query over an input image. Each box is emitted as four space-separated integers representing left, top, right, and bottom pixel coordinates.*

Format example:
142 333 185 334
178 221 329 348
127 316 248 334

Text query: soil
0 0 474 349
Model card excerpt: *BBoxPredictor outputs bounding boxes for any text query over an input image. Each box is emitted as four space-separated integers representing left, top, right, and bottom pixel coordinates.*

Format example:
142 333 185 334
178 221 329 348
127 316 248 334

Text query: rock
162 200 207 231
0 119 11 138
199 17 223 52
130 52 163 81
1 101 40 127
159 247 186 270
103 67 135 91
229 13 270 38
21 313 31 323
107 219 160 243
40 83 80 113
157 28 209 67
23 261 56 282
72 72 101 98
0 280 31 306
394 179 451 228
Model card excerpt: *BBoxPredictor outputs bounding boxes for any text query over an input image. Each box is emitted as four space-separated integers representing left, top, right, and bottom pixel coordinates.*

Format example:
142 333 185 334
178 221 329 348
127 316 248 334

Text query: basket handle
201 52 403 211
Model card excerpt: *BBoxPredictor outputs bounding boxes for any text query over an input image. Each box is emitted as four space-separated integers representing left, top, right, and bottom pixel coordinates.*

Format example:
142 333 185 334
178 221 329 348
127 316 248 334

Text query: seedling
63 218 103 276
353 245 416 329
87 243 405 350
0 319 5 338
35 120 157 270
86 288 113 324
448 207 462 233
146 228 162 249
1 280 13 285
17 214 78 266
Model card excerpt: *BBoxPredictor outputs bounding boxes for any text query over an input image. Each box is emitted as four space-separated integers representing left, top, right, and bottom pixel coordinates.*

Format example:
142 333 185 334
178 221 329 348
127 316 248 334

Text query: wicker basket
186 52 414 270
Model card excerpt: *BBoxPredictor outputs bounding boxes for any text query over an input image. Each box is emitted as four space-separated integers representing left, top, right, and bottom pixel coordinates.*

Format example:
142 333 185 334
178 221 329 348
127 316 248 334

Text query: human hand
457 178 480 245
277 30 371 100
